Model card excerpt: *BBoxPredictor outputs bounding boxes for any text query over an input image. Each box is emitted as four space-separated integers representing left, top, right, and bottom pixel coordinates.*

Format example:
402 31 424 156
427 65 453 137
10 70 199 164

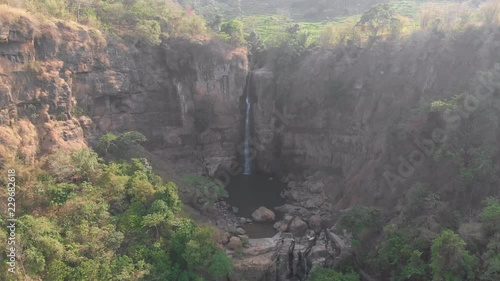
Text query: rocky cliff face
251 27 500 214
0 11 248 175
2 8 499 226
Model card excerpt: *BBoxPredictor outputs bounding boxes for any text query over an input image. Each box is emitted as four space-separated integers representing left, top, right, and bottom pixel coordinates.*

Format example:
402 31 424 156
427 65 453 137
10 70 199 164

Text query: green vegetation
308 267 360 281
0 145 233 280
338 205 381 239
3 0 498 50
482 234 500 281
481 198 500 236
220 19 245 45
357 3 403 38
406 183 440 217
241 14 324 45
371 225 429 281
181 175 228 211
328 173 500 281
208 250 234 279
337 204 382 263
2 1 500 280
98 131 147 157
1 0 208 45
430 229 478 281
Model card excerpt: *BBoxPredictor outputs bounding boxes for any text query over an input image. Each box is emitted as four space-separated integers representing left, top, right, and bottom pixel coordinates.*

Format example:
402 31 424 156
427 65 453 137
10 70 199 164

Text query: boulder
236 227 246 235
308 215 322 233
306 181 325 194
215 229 230 245
227 236 242 250
290 217 308 237
273 221 288 232
275 204 311 218
251 206 275 222
283 214 294 224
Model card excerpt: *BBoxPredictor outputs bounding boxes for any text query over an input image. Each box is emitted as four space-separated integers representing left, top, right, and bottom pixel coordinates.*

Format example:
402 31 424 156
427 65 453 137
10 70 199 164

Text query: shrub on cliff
134 19 162 46
46 148 103 183
430 229 478 281
370 224 430 280
357 3 402 39
97 131 147 158
481 233 500 281
220 19 245 46
338 205 382 239
182 174 228 211
481 197 500 237
319 19 361 48
209 250 234 278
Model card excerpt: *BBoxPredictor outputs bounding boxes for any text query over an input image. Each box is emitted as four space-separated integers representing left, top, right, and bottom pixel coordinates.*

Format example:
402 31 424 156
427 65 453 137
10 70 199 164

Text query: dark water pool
225 174 286 238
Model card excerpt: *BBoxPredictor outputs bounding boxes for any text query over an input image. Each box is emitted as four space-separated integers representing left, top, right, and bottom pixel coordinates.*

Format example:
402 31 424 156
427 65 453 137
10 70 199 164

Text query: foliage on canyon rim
0 0 208 45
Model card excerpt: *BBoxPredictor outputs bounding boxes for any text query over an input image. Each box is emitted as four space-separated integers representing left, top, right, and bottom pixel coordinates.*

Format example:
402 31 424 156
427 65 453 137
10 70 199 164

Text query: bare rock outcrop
0 9 248 179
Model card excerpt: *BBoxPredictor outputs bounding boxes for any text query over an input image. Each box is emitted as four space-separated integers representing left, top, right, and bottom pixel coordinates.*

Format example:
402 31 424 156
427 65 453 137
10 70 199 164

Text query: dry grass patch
0 4 40 37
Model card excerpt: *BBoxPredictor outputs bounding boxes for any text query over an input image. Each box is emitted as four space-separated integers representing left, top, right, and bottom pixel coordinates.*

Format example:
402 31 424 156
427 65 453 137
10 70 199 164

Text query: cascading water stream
243 93 251 175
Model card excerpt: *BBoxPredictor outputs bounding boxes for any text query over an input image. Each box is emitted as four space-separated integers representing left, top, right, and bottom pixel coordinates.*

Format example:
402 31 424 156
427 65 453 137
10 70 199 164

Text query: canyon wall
1 10 499 219
0 12 248 178
251 27 500 214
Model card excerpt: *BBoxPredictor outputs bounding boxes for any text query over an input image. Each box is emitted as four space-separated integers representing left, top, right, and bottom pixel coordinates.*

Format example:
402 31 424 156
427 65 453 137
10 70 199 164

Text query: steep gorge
248 27 500 216
2 11 500 220
2 8 500 281
0 11 248 180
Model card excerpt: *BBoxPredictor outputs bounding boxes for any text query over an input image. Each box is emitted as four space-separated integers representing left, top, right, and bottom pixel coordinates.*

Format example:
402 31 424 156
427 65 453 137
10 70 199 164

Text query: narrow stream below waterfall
225 174 286 238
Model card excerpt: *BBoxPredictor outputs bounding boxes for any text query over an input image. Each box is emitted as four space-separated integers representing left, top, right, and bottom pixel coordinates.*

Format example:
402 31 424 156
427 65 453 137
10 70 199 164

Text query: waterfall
243 93 251 175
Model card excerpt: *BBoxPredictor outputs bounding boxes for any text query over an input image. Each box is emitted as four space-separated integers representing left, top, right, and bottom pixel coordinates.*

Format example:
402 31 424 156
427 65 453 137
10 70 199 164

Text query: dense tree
431 229 478 281
0 138 232 280
209 250 234 279
338 205 381 240
98 131 147 158
481 197 500 236
220 19 245 45
356 3 402 38
482 234 500 281
371 224 429 281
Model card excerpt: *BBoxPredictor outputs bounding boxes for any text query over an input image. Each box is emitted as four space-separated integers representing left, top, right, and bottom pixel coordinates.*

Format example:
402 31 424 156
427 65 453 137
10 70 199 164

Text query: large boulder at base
290 217 308 237
308 215 323 233
215 228 230 245
251 206 276 222
227 236 242 250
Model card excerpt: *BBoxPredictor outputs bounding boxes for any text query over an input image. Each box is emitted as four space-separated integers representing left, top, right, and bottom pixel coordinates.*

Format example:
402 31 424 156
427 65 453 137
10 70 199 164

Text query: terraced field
180 0 470 44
